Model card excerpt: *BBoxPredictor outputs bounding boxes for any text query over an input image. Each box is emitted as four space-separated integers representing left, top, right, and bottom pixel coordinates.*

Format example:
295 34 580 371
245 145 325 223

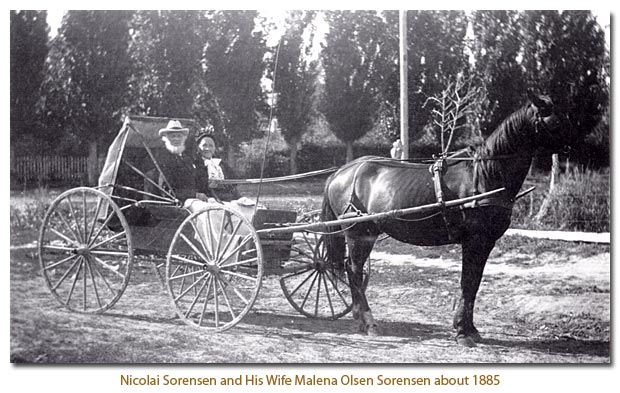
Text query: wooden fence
11 155 90 185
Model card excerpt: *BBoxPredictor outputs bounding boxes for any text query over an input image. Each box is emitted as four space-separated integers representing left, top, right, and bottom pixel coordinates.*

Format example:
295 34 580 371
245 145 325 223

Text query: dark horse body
322 94 567 347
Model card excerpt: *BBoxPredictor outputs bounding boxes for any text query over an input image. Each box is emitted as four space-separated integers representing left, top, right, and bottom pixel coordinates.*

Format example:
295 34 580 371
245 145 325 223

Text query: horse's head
527 92 572 153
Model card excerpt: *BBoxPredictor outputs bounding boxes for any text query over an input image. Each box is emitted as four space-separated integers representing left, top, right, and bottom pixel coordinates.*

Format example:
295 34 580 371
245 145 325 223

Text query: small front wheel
166 204 263 331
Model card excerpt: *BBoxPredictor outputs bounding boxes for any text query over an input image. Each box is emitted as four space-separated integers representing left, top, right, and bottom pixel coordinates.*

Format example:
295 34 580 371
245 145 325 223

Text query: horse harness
340 153 519 240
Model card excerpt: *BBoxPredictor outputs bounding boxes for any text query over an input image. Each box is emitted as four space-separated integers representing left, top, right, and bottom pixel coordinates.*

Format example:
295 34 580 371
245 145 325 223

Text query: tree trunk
87 141 98 186
346 141 354 163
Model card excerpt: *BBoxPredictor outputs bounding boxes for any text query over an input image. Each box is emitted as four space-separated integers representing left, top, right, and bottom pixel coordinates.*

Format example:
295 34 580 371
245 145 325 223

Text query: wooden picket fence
12 155 89 184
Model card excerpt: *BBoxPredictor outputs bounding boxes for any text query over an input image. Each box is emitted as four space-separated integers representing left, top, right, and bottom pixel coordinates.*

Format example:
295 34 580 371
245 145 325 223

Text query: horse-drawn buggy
38 94 568 346
37 115 364 331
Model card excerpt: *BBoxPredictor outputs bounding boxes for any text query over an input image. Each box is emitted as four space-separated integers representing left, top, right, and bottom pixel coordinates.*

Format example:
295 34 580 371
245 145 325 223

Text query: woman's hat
196 127 216 145
159 120 189 136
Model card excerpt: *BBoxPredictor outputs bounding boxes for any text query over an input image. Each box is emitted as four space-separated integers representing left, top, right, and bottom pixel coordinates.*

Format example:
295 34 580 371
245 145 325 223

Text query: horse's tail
321 181 347 275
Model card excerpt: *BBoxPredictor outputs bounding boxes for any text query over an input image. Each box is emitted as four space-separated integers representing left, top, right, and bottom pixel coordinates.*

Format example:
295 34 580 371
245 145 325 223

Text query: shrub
512 168 610 232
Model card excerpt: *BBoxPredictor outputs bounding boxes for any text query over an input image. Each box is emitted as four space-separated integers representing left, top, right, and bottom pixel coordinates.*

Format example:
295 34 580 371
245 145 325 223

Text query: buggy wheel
166 204 263 331
280 210 370 320
38 187 133 313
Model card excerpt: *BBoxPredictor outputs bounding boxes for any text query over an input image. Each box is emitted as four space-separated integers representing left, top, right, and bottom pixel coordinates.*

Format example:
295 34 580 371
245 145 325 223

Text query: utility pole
399 10 409 159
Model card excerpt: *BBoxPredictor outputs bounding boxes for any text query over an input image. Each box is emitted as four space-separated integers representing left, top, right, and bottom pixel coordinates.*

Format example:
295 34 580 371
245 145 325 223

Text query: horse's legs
453 235 496 347
345 228 378 335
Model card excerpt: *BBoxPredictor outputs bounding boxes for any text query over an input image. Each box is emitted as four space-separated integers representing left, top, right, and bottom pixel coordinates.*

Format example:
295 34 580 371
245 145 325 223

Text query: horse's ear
527 90 546 108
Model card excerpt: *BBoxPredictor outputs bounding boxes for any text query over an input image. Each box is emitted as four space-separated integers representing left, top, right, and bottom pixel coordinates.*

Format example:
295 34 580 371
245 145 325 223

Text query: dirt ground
10 233 610 364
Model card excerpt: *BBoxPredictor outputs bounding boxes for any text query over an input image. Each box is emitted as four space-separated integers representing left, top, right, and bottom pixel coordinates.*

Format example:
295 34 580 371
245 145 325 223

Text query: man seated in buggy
145 119 256 230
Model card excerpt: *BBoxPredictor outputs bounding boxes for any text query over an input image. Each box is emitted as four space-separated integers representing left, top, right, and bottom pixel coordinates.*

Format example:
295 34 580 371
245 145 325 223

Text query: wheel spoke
218 234 253 265
283 267 315 297
64 196 84 243
320 272 336 317
220 256 258 269
84 257 103 307
179 233 210 264
86 197 104 245
89 230 127 250
170 253 206 268
189 220 214 261
53 209 81 246
92 256 126 279
174 271 208 302
183 276 209 318
215 217 244 262
50 256 82 291
219 274 250 307
65 257 84 306
50 228 79 248
43 254 79 271
89 256 119 296
299 270 320 309
169 266 205 281
198 276 214 327
217 279 237 321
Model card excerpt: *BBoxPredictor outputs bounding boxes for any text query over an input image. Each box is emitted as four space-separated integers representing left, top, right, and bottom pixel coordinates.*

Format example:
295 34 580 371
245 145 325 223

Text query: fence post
535 153 560 224
87 141 98 186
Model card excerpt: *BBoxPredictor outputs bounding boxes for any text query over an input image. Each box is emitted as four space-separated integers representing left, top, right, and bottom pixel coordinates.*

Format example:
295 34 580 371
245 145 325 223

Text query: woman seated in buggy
144 119 257 233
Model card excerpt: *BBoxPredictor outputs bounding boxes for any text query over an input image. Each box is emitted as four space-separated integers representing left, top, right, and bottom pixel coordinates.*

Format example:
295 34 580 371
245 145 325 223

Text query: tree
470 11 526 136
203 11 269 162
40 11 134 156
520 11 608 157
320 11 394 162
405 11 470 146
128 11 212 118
10 10 49 155
273 11 319 174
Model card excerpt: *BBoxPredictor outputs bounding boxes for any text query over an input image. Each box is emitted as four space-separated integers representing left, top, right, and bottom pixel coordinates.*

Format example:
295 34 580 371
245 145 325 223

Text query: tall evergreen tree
10 10 49 155
203 11 268 159
520 10 608 164
273 11 319 174
470 10 526 136
128 11 211 118
320 10 394 162
40 10 134 155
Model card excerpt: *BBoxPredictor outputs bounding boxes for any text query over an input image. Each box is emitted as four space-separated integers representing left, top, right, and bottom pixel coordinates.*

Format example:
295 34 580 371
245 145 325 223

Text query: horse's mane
477 104 533 158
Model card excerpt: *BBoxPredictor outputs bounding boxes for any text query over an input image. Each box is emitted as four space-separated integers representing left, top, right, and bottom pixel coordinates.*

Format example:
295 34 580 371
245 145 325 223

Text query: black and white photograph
8 6 612 377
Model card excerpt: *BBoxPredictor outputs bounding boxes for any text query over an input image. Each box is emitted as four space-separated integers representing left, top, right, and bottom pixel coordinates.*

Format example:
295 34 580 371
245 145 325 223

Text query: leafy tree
203 11 269 160
520 10 609 166
470 10 525 136
320 10 394 162
128 11 212 118
273 11 319 174
405 11 470 146
39 10 134 156
10 10 49 155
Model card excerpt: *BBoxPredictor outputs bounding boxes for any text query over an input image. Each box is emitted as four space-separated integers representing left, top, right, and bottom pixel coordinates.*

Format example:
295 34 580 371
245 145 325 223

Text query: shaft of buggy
256 187 506 236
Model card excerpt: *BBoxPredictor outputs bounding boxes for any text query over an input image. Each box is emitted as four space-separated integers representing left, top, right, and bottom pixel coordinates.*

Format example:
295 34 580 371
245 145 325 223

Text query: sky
45 10 611 47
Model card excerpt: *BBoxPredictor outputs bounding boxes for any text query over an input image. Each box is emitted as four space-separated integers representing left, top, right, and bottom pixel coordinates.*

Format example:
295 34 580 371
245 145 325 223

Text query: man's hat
159 119 189 136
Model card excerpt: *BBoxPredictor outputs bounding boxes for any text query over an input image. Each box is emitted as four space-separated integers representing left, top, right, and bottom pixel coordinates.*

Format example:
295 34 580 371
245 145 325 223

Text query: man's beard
164 140 186 155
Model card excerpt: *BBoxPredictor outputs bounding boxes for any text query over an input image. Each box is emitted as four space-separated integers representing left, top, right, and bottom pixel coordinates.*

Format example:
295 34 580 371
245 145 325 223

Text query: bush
512 168 610 232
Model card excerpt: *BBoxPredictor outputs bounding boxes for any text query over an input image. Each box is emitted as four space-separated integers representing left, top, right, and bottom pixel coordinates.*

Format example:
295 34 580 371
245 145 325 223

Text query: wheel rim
38 187 133 313
166 205 263 331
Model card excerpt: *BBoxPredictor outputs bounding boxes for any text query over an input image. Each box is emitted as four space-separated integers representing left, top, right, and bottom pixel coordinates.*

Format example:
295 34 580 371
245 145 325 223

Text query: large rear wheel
166 204 263 331
38 187 133 313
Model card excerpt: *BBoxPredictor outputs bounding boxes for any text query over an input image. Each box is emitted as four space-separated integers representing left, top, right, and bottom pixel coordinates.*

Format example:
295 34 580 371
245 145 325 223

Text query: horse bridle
533 105 572 154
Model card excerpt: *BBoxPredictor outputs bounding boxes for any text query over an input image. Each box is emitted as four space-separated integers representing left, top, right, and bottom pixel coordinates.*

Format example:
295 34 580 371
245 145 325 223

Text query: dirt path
10 236 609 364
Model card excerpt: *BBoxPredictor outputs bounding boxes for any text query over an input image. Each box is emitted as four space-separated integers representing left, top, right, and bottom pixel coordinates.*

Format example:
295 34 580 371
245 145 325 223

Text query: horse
321 93 569 347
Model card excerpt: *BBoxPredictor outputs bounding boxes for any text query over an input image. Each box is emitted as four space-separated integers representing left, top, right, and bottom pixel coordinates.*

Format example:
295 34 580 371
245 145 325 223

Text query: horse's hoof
366 325 380 336
470 330 482 343
456 335 477 347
